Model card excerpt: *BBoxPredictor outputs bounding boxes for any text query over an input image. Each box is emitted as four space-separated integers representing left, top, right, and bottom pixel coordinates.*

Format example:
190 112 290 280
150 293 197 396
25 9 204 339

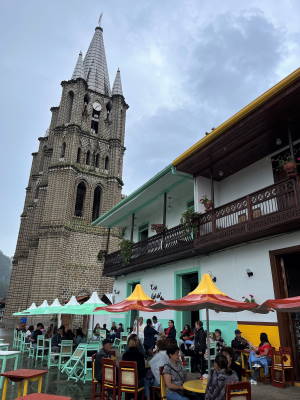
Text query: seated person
179 324 194 352
248 333 272 384
30 323 44 346
116 323 124 339
94 339 112 382
231 329 250 351
25 325 34 342
221 347 242 381
149 338 169 386
93 323 101 339
74 328 85 346
163 345 189 400
51 327 61 352
122 334 146 387
214 329 225 352
205 354 238 400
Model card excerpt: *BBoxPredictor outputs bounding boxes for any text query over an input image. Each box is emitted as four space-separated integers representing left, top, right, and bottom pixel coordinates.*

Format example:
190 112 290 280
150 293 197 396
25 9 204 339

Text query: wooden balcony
104 224 195 276
103 178 300 276
194 177 300 253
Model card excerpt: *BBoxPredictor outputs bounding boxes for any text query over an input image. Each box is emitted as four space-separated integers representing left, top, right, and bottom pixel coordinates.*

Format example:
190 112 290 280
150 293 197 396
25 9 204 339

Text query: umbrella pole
206 308 211 376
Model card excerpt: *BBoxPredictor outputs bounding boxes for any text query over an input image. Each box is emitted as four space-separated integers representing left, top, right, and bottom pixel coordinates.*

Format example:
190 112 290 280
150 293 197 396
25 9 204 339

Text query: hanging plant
151 224 167 234
120 239 134 264
242 294 256 303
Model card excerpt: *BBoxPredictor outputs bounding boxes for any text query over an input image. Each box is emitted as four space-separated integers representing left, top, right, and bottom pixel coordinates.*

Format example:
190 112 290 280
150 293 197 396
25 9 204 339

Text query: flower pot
204 200 213 210
283 161 297 176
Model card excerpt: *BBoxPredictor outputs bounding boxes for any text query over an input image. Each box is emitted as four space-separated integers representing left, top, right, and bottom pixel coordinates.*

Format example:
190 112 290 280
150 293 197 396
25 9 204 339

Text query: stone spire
83 17 111 96
112 69 123 96
71 51 84 80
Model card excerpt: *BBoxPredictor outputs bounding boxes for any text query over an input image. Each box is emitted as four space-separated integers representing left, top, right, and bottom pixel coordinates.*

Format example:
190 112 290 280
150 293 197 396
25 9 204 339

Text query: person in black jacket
164 320 176 340
94 339 112 382
144 319 158 356
192 320 207 373
122 334 146 387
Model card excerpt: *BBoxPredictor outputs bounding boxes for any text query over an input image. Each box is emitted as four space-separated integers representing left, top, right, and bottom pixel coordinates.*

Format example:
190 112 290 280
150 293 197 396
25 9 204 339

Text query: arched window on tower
104 156 109 170
86 151 91 165
76 148 81 163
92 186 102 221
74 182 86 217
95 153 100 168
66 91 74 123
60 142 66 159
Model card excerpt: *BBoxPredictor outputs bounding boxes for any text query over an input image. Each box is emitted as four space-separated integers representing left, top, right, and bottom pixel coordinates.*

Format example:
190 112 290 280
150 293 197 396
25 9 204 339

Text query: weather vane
98 13 103 28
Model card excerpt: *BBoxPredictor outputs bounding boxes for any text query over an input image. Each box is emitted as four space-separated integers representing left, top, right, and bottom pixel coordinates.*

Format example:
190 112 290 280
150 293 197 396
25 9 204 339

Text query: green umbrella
65 292 111 315
30 298 61 315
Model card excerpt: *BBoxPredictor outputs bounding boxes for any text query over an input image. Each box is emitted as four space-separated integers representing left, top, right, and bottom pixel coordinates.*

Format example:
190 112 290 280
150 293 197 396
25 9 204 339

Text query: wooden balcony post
247 195 253 221
130 213 135 242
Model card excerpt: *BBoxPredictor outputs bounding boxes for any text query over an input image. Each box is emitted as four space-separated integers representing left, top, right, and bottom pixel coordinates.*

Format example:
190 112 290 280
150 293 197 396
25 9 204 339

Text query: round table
183 379 207 394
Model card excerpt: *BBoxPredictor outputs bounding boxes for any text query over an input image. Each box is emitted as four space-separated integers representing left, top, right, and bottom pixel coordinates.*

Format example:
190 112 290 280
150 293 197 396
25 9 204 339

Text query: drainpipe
106 228 111 253
130 213 135 242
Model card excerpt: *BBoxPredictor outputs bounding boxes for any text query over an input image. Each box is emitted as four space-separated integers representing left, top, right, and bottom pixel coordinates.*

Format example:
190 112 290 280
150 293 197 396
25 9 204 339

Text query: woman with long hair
248 332 272 384
205 354 238 400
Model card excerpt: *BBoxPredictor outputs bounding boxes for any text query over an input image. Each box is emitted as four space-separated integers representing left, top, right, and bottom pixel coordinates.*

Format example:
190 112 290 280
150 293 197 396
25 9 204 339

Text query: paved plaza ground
1 328 300 400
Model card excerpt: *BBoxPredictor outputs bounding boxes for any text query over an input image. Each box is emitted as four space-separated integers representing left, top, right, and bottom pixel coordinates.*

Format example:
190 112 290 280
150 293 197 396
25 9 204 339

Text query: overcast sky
1 0 300 256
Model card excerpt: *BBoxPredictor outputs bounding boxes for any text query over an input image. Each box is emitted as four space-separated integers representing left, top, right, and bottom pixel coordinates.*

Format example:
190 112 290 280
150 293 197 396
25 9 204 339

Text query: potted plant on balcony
199 195 213 211
151 224 167 234
180 209 201 234
278 155 298 177
120 239 134 264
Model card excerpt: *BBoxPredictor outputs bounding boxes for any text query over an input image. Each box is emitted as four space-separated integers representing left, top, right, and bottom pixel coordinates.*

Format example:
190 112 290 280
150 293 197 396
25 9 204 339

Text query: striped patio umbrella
94 284 161 312
258 296 300 313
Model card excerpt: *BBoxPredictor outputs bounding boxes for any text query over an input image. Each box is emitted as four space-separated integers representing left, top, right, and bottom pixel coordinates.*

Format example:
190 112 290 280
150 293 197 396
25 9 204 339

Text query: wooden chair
160 366 167 400
118 361 144 400
271 347 294 388
91 354 101 400
101 358 118 400
82 343 100 383
240 351 252 381
225 381 251 400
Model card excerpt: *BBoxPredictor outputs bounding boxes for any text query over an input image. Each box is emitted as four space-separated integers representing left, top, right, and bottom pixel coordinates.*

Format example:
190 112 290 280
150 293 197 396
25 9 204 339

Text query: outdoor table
16 394 72 400
0 350 20 389
0 344 9 351
183 379 207 393
0 369 48 400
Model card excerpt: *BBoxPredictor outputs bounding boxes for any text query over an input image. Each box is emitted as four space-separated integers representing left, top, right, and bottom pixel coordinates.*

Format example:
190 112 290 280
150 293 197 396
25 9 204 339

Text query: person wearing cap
231 329 250 351
94 339 112 382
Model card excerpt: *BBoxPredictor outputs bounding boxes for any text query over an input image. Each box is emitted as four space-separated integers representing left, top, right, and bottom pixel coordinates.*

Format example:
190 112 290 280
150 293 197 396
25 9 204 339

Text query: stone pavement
1 328 300 399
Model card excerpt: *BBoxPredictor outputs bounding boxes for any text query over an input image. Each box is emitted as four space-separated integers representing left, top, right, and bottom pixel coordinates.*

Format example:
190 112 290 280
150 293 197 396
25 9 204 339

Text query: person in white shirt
25 325 34 342
131 317 145 344
152 316 163 336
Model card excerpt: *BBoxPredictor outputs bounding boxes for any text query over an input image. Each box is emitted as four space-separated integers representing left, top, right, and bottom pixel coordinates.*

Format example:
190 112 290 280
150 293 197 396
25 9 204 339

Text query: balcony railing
104 178 300 276
104 223 194 275
194 177 300 251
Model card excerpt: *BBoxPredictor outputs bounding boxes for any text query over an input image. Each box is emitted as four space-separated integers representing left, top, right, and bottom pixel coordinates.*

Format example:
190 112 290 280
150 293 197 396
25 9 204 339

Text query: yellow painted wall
237 324 280 349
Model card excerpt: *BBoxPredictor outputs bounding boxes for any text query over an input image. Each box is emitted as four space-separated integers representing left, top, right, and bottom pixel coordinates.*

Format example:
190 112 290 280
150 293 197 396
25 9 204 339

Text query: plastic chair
61 345 85 381
240 351 252 381
118 360 144 400
271 347 294 388
28 342 36 359
182 355 191 372
20 332 30 352
91 354 101 400
225 381 251 400
16 331 22 350
100 330 107 340
47 340 60 368
120 335 128 353
101 358 118 400
58 340 74 369
12 329 18 349
112 338 121 352
82 343 100 383
35 335 45 361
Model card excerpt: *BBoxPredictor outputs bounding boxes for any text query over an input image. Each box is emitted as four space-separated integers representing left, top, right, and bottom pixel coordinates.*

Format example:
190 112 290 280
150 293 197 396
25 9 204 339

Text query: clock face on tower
92 101 102 112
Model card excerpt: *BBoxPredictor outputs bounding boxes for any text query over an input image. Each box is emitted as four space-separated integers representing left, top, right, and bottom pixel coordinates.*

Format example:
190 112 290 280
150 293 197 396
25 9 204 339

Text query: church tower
4 18 128 325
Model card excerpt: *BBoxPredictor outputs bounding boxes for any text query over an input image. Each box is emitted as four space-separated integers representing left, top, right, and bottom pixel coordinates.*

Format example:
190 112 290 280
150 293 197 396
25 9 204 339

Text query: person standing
193 320 207 374
144 319 158 356
152 316 163 335
165 320 176 340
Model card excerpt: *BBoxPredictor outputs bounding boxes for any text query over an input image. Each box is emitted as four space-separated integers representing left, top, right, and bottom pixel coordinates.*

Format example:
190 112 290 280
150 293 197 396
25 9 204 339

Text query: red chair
91 354 101 400
271 347 294 388
118 361 144 400
101 358 118 400
225 381 251 400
